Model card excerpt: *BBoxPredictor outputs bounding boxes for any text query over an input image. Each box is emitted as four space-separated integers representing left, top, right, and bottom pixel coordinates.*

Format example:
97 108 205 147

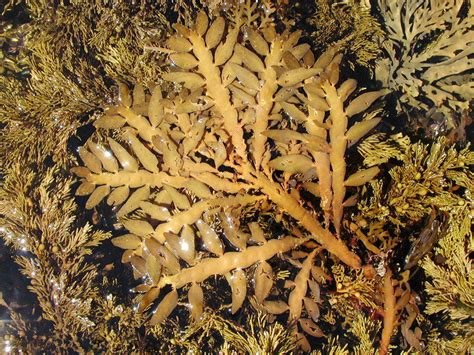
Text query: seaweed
375 0 473 125
0 0 472 353
308 0 385 68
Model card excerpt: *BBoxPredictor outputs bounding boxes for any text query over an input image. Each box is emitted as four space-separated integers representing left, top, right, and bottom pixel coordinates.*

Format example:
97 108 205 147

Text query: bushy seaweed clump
0 0 472 353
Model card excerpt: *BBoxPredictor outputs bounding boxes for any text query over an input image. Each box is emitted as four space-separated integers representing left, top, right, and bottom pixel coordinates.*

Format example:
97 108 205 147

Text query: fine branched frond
0 164 110 352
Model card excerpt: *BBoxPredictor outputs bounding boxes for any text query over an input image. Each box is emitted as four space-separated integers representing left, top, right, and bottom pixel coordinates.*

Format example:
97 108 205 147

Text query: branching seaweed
72 3 387 348
1 0 472 353
0 165 110 352
376 0 473 123
309 0 385 68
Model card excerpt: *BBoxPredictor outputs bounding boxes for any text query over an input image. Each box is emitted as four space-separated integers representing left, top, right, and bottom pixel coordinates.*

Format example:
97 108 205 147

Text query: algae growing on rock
0 0 472 353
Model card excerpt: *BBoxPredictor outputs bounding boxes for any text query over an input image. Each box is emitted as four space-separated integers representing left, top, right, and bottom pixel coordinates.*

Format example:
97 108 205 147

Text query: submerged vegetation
0 0 472 353
376 0 473 122
309 0 384 69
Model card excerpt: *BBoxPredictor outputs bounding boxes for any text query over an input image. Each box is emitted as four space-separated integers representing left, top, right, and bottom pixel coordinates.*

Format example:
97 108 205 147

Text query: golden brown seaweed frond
71 6 391 349
357 133 411 167
376 0 473 122
319 313 379 355
0 1 171 165
421 201 473 321
320 306 404 355
315 337 350 355
223 311 296 353
86 279 147 353
0 164 111 352
344 132 473 352
426 321 474 354
323 265 413 354
329 264 378 322
100 39 165 87
353 134 473 351
358 135 473 229
419 169 473 353
349 313 380 355
175 311 296 353
0 164 155 353
309 0 385 68
0 42 109 165
0 3 174 351
0 18 29 76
